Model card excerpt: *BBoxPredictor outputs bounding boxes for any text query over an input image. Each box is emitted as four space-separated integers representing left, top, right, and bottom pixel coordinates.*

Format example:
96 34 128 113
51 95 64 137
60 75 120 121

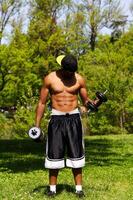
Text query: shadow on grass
85 137 133 166
32 184 75 196
0 139 45 173
0 137 132 173
0 139 44 155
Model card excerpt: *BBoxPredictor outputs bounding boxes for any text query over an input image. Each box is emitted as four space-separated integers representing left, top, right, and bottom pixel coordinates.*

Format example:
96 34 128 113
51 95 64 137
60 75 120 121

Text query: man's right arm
35 76 50 127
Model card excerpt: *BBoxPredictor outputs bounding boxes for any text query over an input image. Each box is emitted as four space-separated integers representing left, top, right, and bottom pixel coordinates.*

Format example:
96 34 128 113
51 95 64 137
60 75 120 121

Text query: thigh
66 115 84 159
47 116 66 159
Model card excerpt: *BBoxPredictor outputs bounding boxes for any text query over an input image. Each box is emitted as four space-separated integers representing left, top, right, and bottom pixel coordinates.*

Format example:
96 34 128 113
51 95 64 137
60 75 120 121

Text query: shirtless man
35 54 94 197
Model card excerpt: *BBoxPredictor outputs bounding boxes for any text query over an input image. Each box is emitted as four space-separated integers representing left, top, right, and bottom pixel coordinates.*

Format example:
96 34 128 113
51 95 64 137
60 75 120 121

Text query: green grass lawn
0 134 133 200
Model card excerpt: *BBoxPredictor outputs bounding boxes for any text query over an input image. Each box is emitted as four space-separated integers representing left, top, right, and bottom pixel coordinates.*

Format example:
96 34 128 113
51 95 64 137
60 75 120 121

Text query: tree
27 0 71 78
0 0 23 44
130 2 133 18
0 21 41 107
77 0 125 51
60 7 89 56
110 15 128 43
78 29 133 134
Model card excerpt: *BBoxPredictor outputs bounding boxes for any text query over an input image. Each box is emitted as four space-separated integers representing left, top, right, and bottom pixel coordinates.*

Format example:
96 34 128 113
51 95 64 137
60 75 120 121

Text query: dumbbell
28 127 44 142
87 90 108 114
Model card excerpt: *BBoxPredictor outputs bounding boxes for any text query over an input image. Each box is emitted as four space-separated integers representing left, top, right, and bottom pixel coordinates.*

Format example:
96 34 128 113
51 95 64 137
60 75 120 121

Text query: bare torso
48 70 81 112
36 69 91 126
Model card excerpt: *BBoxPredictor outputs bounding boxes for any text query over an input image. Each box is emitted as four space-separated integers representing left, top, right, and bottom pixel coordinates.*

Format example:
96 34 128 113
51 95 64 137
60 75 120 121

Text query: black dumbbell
28 127 44 142
87 90 108 113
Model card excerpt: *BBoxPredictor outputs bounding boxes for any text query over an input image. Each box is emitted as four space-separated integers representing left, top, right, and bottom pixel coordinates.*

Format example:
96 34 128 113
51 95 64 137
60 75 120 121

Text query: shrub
0 113 14 139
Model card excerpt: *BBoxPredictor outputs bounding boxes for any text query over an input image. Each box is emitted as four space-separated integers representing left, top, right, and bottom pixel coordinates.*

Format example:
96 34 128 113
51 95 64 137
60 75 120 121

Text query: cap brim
56 55 65 66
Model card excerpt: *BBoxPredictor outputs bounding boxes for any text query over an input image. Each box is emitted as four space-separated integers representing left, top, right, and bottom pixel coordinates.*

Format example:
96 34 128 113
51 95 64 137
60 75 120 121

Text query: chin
65 71 74 76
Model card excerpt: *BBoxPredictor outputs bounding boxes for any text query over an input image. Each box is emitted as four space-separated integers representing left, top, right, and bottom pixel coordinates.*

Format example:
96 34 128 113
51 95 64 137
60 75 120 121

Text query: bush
0 113 14 139
90 124 128 135
13 102 50 138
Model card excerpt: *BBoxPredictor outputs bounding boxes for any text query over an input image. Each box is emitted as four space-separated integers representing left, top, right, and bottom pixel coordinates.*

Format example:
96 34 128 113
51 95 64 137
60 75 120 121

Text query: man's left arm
79 76 94 107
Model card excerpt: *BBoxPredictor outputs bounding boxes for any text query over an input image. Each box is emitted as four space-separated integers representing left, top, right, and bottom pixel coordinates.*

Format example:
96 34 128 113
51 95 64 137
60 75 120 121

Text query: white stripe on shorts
66 157 85 168
45 157 65 169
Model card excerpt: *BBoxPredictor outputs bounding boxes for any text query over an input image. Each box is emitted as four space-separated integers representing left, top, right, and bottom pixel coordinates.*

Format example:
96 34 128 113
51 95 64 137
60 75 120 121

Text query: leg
47 169 59 196
72 168 82 185
49 169 59 185
72 168 85 197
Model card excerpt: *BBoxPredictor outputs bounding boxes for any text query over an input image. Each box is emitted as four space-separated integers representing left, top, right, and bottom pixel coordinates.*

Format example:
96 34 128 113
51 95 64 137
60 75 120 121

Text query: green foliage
28 0 68 60
0 0 133 138
78 30 133 134
0 0 22 43
13 104 36 137
0 113 14 139
13 97 50 138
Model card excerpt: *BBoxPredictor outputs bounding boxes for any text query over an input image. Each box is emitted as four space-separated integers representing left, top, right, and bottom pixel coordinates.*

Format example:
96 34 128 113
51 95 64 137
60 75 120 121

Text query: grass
0 134 133 200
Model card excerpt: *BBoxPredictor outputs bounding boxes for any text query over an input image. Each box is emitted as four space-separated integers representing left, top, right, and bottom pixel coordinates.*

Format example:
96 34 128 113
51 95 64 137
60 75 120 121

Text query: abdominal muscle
51 91 78 112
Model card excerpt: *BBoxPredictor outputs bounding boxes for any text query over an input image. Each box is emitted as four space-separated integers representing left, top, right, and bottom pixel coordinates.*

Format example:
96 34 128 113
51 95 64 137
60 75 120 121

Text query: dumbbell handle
103 90 108 94
94 100 102 108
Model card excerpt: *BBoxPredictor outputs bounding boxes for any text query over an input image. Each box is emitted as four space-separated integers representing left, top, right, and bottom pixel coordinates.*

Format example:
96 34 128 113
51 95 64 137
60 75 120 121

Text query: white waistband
51 108 80 115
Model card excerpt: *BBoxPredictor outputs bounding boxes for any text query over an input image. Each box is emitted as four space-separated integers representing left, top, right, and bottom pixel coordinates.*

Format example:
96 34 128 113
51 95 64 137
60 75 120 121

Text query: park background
0 0 133 199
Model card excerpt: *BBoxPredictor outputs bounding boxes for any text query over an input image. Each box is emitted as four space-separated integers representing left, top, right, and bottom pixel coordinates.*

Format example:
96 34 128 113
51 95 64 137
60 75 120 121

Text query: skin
35 69 93 188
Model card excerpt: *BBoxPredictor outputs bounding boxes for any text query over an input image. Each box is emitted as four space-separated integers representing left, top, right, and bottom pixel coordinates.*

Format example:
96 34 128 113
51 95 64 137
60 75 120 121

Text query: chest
50 77 80 94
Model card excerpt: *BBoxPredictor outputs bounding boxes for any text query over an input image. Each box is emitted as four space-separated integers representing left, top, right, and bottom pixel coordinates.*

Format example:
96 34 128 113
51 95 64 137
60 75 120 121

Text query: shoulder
75 73 86 86
44 71 56 81
43 71 56 87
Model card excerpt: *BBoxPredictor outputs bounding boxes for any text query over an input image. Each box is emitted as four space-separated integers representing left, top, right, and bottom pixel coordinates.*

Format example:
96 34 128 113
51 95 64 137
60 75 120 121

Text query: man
35 54 94 197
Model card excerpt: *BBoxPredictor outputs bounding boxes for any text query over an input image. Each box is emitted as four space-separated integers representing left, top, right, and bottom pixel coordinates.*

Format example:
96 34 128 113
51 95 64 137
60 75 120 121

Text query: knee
49 169 59 176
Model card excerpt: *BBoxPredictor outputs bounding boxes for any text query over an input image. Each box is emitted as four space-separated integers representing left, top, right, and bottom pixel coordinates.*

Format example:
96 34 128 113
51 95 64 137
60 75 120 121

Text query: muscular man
35 54 94 197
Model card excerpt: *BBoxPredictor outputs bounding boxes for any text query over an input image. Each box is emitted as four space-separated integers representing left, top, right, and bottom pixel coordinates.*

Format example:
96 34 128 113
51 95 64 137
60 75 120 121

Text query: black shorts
45 111 85 169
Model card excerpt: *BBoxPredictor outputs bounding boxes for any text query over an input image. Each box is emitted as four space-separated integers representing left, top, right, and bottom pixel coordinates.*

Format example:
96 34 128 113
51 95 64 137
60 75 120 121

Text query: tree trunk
120 110 126 130
90 27 96 51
